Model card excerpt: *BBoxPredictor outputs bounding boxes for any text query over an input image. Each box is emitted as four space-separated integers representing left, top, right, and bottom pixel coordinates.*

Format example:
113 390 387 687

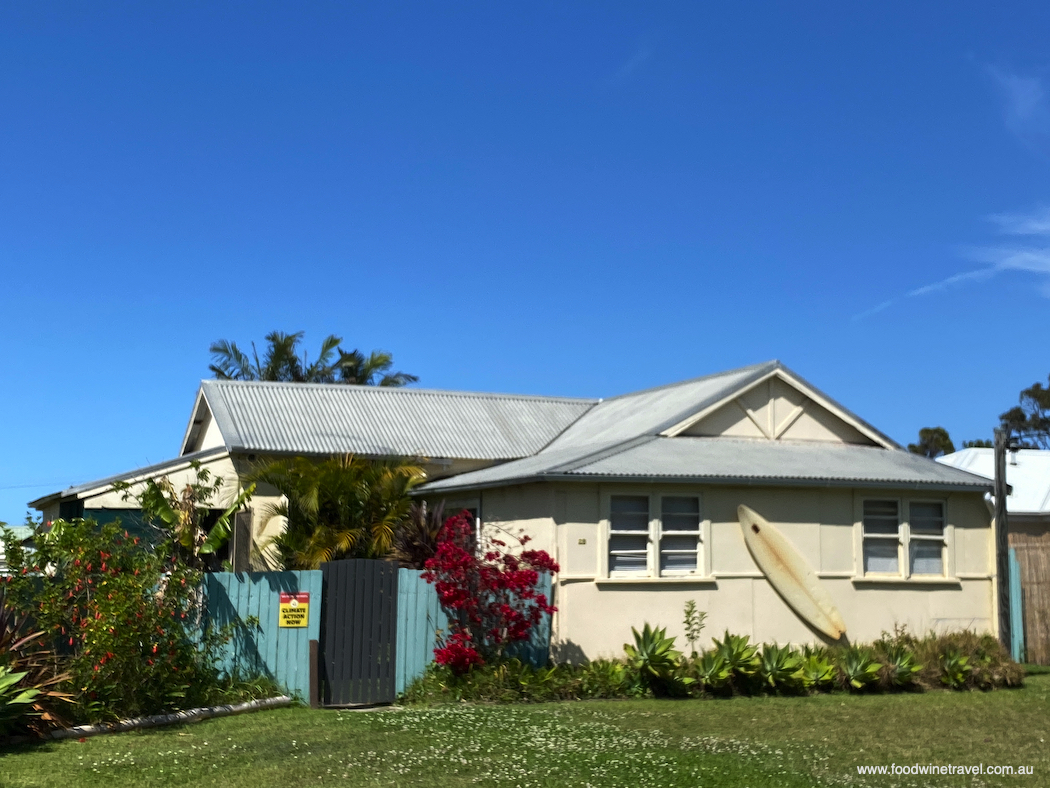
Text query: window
908 502 945 576
609 496 649 573
608 494 703 577
660 497 701 574
862 500 900 573
862 499 946 578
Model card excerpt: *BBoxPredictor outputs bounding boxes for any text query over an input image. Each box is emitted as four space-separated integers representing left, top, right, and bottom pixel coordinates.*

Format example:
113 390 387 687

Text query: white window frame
602 489 708 579
857 496 952 580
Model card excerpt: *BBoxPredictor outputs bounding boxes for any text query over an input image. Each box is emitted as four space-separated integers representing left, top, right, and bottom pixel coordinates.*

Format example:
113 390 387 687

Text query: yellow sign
279 592 310 628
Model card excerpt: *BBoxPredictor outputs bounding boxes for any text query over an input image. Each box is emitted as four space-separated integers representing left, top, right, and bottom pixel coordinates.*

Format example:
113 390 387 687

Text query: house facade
31 361 996 659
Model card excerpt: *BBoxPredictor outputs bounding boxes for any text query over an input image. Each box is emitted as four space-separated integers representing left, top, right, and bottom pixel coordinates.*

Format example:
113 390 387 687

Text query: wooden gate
319 560 399 705
1010 530 1050 664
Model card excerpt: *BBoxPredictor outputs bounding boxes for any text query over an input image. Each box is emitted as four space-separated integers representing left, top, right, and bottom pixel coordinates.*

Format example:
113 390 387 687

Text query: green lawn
3 676 1049 787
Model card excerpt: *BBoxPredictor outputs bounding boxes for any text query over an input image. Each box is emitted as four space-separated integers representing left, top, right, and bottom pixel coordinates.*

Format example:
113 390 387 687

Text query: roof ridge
201 379 598 405
597 360 780 403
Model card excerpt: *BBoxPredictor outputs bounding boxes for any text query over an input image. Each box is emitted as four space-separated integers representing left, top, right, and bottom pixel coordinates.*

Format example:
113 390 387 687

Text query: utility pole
994 428 1011 649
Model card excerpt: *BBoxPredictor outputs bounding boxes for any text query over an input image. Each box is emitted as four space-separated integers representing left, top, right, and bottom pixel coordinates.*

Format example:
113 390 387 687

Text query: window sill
851 576 961 587
595 576 717 586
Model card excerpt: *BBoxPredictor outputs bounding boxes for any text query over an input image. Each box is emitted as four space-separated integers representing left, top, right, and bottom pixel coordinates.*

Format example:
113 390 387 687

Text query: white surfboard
737 504 847 641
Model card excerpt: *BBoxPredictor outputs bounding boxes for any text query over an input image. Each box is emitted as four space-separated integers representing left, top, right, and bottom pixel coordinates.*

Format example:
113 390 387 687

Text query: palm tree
336 348 419 387
209 331 417 386
252 455 425 570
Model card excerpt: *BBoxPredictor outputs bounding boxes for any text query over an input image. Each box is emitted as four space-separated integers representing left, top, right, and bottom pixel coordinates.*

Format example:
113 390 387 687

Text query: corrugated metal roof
420 437 994 492
199 380 597 461
938 448 1050 515
542 362 777 452
28 447 229 509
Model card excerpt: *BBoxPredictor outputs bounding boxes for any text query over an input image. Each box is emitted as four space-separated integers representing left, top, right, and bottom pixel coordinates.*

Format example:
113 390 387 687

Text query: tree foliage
999 374 1050 449
253 454 424 569
209 330 418 387
2 521 225 723
907 426 955 458
114 462 254 570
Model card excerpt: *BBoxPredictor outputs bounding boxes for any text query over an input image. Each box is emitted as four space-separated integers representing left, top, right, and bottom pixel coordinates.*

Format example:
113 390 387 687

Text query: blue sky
1 2 1048 524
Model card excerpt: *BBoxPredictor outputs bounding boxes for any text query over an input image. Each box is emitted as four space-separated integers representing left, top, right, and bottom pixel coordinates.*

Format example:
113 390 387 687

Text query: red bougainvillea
422 512 558 673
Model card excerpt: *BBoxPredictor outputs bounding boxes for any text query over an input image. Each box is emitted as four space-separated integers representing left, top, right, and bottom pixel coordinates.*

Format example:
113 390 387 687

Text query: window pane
660 535 698 552
662 497 700 532
611 496 649 531
863 500 899 535
910 541 944 575
609 552 647 572
863 540 899 573
610 534 647 552
864 500 898 518
910 502 945 536
660 551 698 572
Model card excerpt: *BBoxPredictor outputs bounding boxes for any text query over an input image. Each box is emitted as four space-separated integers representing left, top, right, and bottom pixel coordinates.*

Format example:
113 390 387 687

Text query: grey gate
319 559 400 705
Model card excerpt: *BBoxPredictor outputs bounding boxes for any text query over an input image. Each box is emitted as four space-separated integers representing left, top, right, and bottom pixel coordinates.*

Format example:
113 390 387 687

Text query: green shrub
623 624 692 696
0 667 41 735
887 627 1023 691
835 646 881 691
579 659 636 699
938 648 972 690
798 652 836 690
402 625 1026 706
875 643 923 689
757 644 803 693
711 631 760 688
2 519 231 723
692 651 731 692
682 600 707 658
0 586 70 736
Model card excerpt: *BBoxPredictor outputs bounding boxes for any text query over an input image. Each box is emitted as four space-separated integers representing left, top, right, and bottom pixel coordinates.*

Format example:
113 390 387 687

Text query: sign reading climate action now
278 592 310 628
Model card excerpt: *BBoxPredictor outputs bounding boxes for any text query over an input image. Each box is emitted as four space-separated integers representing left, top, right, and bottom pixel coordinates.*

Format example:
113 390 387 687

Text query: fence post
309 639 320 709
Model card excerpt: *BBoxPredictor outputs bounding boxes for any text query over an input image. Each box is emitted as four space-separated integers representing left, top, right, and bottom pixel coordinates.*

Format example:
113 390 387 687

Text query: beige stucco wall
438 481 994 661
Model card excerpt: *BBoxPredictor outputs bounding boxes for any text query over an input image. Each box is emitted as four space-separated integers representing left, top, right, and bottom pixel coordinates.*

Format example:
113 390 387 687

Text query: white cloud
989 67 1050 157
854 205 1050 319
988 206 1050 236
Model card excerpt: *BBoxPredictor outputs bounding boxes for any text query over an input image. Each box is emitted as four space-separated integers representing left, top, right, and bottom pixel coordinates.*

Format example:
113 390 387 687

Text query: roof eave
417 472 994 496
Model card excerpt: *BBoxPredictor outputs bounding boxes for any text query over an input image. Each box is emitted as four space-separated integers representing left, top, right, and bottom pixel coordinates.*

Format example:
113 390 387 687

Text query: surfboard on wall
737 504 847 641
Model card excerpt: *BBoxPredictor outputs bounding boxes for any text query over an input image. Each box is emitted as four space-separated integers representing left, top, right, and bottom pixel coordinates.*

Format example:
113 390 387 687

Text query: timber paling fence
204 560 552 706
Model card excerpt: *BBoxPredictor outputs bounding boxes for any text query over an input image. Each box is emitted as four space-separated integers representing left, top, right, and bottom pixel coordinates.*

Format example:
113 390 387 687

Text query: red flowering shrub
2 519 226 723
433 630 485 673
422 512 559 673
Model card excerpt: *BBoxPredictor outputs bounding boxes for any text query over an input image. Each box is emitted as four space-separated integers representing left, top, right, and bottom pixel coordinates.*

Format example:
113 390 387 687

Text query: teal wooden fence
1009 548 1025 663
207 568 553 702
395 569 449 695
393 569 553 695
206 571 322 700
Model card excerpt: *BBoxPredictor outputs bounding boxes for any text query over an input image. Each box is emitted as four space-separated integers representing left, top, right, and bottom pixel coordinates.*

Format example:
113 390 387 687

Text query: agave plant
939 648 972 690
712 631 760 680
799 653 836 690
882 644 923 688
758 644 803 691
623 624 693 694
837 646 882 690
695 651 731 690
624 624 682 680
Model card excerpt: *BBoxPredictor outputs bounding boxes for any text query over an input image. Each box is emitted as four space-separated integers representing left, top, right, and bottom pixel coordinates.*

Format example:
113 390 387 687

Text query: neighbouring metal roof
938 448 1050 515
27 447 229 510
420 437 995 493
195 380 597 461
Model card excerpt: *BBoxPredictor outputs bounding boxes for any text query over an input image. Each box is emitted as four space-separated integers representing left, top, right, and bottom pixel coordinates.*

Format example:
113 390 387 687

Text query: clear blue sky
2 2 1048 524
